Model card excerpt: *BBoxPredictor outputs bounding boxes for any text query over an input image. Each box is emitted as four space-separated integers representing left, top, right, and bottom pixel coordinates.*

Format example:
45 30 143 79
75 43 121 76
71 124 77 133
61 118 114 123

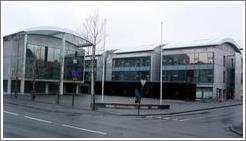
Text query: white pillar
45 83 49 94
76 84 79 94
60 34 66 95
21 34 27 94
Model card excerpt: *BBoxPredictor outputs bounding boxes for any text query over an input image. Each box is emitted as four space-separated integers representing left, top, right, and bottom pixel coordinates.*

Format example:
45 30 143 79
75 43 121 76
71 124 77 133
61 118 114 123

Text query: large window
112 56 151 68
64 49 84 81
112 56 151 81
163 52 214 65
27 44 45 60
84 60 97 81
161 52 214 84
26 44 84 81
26 44 50 79
199 52 208 64
162 69 213 84
223 71 226 83
199 70 213 83
223 56 226 66
47 47 61 79
112 71 150 81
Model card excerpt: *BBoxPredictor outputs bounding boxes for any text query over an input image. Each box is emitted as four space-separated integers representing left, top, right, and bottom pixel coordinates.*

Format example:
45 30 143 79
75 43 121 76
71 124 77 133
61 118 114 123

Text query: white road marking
24 116 52 124
175 114 226 122
177 117 204 121
3 111 19 116
161 117 170 120
62 124 107 135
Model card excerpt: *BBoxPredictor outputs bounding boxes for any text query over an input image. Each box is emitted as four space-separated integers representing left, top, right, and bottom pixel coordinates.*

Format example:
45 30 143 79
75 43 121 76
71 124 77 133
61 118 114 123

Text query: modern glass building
84 56 98 81
3 27 93 95
99 46 161 82
3 28 242 101
92 38 242 100
112 56 151 81
161 38 242 100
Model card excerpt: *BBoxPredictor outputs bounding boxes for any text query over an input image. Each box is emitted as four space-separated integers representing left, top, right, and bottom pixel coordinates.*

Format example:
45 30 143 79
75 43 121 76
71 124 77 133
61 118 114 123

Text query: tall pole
102 53 105 102
101 19 106 102
91 45 96 110
160 21 163 105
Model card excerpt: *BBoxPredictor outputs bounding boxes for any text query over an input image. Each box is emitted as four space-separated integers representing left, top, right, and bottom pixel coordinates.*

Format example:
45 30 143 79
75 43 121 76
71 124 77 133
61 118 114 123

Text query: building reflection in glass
112 56 151 81
162 52 214 84
25 44 84 81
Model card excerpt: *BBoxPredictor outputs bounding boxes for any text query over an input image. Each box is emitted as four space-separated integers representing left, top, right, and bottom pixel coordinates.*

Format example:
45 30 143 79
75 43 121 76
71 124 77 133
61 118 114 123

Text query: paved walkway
3 94 243 116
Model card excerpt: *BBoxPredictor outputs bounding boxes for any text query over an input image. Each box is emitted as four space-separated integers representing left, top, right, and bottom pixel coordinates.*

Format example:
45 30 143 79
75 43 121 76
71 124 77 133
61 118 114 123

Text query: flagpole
160 21 163 105
102 18 107 102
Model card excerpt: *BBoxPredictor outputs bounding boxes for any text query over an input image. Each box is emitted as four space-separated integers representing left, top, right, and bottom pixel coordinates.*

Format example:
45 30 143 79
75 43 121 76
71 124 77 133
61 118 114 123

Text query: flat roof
114 44 160 54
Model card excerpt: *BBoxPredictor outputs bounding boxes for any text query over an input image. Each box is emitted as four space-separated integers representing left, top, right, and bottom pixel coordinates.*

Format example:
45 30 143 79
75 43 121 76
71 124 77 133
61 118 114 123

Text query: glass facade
64 49 84 81
112 71 150 81
196 88 213 99
112 56 151 81
112 56 150 67
26 44 84 81
162 52 214 84
84 60 97 81
162 52 214 65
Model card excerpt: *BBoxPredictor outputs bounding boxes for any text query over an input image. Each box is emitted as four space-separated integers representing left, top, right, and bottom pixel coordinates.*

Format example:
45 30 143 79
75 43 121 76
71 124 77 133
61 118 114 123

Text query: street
3 101 242 138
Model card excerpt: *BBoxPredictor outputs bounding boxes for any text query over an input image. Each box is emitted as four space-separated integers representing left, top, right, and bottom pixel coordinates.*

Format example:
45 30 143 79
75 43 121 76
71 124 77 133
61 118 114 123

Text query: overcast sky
2 1 245 51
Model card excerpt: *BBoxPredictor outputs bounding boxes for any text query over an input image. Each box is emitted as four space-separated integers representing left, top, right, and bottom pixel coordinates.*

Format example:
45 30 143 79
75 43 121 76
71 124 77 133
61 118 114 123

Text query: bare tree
82 10 105 110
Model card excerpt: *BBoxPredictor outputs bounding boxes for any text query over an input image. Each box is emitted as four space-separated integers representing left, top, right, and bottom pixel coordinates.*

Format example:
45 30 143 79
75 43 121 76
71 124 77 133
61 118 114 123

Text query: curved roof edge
23 26 81 36
219 38 241 53
4 26 93 46
162 38 241 54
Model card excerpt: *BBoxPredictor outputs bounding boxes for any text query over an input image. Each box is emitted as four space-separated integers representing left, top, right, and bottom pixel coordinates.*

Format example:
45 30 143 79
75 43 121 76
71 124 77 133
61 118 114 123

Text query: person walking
134 88 141 104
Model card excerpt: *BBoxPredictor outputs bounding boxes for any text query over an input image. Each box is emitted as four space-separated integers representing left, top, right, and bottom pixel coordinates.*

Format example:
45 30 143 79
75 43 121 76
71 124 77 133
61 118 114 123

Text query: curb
4 101 82 114
229 126 243 136
4 96 90 110
4 96 243 117
121 103 243 116
4 100 118 116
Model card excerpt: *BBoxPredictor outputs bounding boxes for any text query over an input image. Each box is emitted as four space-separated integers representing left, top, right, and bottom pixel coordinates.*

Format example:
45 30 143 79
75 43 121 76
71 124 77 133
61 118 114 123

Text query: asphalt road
3 102 243 138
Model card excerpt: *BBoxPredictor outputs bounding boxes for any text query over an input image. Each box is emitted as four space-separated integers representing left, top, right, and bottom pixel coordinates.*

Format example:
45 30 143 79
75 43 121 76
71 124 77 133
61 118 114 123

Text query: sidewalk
3 94 243 116
229 122 243 136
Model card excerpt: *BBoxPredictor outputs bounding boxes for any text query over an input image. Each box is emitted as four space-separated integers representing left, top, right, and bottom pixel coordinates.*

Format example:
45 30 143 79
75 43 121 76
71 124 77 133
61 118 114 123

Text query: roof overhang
4 26 94 47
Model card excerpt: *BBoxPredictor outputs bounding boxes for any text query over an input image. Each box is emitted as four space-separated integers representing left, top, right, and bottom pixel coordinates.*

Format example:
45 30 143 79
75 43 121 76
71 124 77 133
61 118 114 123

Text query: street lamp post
101 53 106 102
91 45 96 110
101 18 107 103
160 21 163 105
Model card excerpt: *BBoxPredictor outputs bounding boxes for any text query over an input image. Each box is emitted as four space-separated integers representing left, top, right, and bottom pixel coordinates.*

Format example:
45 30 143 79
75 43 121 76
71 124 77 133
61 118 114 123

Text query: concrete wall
213 43 236 99
234 52 243 99
151 46 161 81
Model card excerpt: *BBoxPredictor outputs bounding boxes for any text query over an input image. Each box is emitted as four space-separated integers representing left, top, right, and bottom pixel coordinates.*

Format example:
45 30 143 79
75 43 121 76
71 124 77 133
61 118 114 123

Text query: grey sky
2 1 245 51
